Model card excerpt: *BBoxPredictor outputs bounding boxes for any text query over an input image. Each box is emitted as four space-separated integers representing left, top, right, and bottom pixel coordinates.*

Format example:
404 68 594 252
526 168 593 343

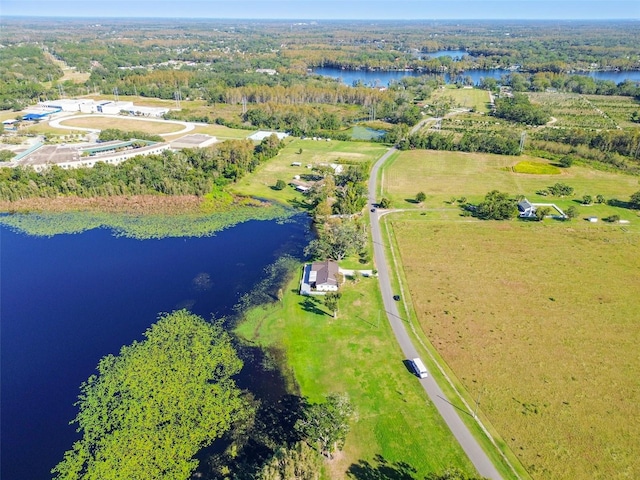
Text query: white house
518 198 536 218
309 259 340 292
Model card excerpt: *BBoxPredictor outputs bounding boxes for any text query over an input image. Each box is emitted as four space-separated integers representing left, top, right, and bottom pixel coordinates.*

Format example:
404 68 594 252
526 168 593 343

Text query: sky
1 0 638 20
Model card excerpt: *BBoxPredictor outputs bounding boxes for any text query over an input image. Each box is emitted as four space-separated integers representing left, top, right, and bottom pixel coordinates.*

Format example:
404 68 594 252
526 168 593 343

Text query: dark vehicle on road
393 294 400 301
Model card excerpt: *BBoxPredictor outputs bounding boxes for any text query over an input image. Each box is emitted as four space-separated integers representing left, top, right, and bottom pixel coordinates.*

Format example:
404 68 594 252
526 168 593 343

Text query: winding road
367 131 503 479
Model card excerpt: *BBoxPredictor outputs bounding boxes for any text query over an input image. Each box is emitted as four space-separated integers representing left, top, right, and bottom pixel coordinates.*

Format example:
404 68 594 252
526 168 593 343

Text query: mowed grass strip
236 275 476 479
391 219 640 479
381 150 640 211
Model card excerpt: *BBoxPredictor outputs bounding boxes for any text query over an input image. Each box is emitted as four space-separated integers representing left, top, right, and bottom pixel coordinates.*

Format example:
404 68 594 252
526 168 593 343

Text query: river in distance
0 215 310 480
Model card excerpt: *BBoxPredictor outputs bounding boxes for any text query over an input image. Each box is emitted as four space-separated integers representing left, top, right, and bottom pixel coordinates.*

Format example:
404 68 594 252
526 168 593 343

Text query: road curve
368 146 502 479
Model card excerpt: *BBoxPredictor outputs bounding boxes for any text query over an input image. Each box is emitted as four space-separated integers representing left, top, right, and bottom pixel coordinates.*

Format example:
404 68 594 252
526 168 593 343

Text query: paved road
368 144 502 480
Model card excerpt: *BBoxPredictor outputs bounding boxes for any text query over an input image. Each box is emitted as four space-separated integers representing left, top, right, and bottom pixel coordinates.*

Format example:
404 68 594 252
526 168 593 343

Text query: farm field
232 138 388 204
528 92 622 129
236 272 478 479
381 149 640 221
389 217 640 479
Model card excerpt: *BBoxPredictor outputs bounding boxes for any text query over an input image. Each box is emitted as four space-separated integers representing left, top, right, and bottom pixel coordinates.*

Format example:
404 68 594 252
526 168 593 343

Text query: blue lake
0 216 309 480
313 66 640 86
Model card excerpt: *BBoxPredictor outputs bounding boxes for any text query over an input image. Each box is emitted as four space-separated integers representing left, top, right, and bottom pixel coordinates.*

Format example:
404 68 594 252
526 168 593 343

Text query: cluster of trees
0 45 63 110
493 93 550 125
52 309 355 480
98 128 163 143
398 130 522 156
0 135 284 201
304 163 369 218
52 310 248 480
304 219 367 262
475 190 518 220
482 72 640 98
533 127 640 161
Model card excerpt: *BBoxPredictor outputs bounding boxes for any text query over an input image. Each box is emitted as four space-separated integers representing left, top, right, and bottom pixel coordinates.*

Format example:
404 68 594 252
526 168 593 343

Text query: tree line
0 134 284 202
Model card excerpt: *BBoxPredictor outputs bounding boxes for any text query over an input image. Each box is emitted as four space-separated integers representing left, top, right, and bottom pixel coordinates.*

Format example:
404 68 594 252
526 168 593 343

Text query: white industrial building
40 99 95 112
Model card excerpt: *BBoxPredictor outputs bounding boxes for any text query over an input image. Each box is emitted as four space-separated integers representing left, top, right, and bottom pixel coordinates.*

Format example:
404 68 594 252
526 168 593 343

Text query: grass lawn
389 217 640 479
430 86 491 114
236 273 478 479
381 150 640 217
231 138 388 204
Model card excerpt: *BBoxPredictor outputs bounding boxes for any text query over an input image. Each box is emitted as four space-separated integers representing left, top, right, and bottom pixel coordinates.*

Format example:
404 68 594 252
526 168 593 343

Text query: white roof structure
247 131 289 142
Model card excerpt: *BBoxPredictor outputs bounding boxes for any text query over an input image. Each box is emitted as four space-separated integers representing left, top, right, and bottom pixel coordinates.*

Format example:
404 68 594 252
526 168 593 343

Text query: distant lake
313 65 640 86
0 216 309 480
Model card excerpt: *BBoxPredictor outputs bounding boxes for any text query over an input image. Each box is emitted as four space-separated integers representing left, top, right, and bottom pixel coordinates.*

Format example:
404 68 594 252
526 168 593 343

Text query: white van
411 357 428 378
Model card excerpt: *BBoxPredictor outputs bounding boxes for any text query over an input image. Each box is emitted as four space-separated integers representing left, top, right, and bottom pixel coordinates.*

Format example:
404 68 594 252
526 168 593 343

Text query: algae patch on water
0 203 295 239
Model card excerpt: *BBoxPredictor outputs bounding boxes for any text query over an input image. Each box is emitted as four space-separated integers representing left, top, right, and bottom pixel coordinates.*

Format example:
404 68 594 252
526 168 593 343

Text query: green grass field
381 150 640 220
430 86 491 114
236 273 478 479
389 218 640 480
231 138 388 204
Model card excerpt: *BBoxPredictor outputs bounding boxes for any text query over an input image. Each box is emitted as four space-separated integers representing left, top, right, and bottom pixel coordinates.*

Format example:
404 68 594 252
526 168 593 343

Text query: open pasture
391 218 640 479
430 86 491 114
232 138 388 203
381 149 640 219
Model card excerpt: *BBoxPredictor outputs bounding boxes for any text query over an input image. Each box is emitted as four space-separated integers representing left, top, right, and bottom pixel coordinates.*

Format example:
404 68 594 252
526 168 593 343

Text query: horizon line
4 15 639 21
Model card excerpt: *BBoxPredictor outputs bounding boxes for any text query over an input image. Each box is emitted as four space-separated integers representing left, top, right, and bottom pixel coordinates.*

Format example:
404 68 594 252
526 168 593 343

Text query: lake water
313 66 640 86
0 216 310 480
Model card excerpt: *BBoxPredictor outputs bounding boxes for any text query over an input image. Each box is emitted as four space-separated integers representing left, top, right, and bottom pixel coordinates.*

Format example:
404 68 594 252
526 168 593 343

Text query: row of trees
0 135 284 201
493 93 551 126
397 130 522 156
533 127 640 160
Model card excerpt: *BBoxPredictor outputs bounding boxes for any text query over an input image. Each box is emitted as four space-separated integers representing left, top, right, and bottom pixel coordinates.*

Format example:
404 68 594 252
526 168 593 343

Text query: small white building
517 198 536 218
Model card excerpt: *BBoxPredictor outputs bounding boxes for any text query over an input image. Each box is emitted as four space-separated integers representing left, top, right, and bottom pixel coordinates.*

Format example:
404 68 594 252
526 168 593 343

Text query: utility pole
520 131 526 153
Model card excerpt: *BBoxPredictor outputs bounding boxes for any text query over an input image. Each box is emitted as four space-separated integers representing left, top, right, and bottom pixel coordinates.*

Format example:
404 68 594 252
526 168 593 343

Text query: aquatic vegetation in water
0 203 295 239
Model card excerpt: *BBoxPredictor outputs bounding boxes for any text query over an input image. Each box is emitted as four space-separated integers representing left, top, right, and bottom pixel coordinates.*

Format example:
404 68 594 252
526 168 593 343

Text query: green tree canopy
476 190 518 220
52 310 249 480
295 394 353 459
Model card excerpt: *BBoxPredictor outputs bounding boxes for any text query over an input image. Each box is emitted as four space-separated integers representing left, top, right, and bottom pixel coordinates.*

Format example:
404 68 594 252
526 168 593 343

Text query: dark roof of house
311 259 339 286
518 199 535 212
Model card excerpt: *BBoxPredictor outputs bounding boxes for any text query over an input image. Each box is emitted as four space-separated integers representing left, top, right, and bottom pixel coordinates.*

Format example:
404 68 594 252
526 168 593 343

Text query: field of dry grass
60 116 184 134
430 86 492 113
390 218 640 479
